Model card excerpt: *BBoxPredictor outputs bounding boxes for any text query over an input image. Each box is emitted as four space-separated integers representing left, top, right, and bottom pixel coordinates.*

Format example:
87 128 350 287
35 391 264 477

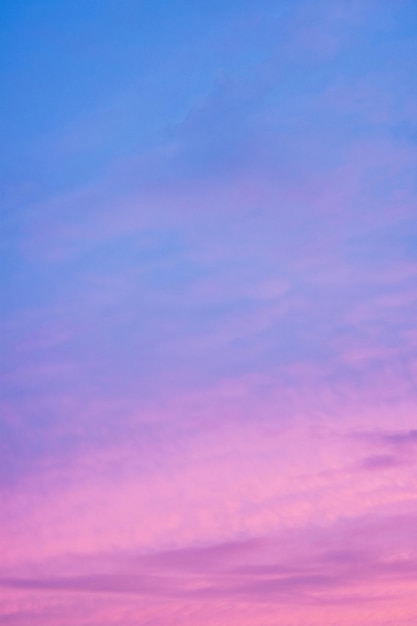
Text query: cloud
2 2 417 624
354 429 417 472
2 512 417 608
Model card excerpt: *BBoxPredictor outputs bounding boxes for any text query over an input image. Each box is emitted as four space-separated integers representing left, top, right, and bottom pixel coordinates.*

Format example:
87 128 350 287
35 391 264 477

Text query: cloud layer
1 0 417 624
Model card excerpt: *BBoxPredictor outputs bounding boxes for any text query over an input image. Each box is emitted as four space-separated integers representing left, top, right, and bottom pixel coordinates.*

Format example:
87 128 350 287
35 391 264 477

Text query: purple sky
1 1 417 624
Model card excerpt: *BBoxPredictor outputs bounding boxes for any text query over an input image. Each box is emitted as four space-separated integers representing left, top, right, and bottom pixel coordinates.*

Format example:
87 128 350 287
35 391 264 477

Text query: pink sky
1 1 417 624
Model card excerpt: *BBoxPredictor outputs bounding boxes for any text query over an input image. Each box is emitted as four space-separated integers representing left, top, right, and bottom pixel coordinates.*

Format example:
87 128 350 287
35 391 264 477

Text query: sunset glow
1 1 417 624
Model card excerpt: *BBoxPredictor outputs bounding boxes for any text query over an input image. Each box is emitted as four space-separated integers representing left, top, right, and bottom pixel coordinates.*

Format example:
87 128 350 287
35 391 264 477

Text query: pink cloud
2 2 417 624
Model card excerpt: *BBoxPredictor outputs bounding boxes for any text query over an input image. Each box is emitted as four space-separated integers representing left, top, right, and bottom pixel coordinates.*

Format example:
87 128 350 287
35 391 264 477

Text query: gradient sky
1 1 417 624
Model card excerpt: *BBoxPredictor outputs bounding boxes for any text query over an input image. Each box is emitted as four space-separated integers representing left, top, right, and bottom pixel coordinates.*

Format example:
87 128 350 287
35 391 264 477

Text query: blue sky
1 2 417 625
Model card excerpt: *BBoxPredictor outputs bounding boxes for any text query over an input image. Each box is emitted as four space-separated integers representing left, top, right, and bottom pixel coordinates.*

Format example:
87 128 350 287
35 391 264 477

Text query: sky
1 0 417 624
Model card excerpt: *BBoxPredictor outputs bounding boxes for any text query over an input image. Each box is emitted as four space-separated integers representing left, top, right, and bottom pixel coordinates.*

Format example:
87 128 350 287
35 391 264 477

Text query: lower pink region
2 512 417 625
1 578 416 626
1 396 417 625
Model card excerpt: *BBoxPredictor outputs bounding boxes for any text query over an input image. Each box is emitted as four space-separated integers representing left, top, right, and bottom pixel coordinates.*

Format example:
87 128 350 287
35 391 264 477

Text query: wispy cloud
2 1 417 624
